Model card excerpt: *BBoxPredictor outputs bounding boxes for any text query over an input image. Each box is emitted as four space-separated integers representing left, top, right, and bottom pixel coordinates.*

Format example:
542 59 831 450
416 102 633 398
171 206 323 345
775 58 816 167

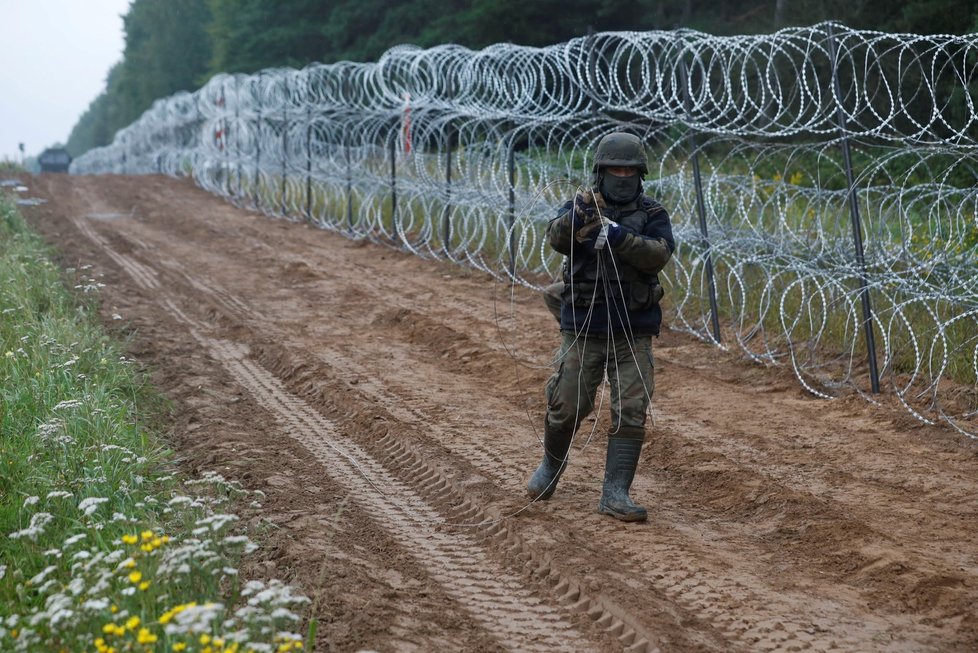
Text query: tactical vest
561 195 664 313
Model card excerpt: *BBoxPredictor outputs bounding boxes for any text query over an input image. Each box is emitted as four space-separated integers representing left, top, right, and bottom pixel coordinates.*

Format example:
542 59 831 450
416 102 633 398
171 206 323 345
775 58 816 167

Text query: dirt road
19 174 978 652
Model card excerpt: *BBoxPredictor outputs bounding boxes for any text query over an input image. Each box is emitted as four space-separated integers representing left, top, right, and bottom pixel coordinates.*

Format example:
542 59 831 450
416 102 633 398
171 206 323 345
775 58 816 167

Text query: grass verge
0 194 310 652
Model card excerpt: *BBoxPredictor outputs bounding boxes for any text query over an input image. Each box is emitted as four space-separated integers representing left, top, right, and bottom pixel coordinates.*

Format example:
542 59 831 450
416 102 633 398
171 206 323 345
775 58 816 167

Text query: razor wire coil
73 23 978 437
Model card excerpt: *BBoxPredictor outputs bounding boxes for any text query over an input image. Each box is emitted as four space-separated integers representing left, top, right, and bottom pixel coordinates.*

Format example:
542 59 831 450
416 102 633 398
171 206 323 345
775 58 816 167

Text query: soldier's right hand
572 193 596 227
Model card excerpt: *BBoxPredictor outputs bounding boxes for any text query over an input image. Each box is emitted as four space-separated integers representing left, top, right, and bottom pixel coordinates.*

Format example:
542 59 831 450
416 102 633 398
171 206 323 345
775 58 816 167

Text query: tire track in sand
73 216 604 653
95 221 861 652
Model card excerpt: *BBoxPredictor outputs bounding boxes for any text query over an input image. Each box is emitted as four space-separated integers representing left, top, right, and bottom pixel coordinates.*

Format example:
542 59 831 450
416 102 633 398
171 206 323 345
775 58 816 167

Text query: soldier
527 132 675 522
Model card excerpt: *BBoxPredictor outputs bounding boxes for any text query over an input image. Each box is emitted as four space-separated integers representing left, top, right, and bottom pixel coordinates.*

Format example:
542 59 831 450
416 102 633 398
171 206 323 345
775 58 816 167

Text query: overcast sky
0 0 130 162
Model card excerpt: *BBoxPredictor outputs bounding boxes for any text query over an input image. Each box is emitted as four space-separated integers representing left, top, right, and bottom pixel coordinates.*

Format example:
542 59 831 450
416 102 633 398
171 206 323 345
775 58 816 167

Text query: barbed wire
72 23 978 436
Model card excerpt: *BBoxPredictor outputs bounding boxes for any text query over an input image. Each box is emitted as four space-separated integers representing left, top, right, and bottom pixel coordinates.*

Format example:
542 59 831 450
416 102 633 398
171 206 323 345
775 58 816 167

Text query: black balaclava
598 172 642 205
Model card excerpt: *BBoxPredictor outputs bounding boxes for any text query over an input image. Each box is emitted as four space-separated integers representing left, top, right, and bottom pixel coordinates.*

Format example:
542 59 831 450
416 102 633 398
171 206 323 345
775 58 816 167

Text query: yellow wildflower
124 559 136 569
141 543 154 553
126 616 140 631
139 580 151 591
141 529 154 541
172 643 187 652
122 534 138 545
129 571 142 584
137 628 157 644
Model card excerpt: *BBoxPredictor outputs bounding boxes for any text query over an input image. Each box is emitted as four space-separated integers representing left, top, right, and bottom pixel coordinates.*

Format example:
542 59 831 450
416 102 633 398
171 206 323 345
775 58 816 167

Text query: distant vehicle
38 148 72 173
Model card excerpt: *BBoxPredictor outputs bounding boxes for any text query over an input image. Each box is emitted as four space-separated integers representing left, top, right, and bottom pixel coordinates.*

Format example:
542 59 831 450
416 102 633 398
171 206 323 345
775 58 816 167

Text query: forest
64 0 978 157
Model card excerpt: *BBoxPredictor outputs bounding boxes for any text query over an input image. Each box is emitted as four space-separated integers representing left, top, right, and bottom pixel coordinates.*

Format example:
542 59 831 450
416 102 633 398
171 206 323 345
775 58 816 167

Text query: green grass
0 160 25 174
0 195 310 653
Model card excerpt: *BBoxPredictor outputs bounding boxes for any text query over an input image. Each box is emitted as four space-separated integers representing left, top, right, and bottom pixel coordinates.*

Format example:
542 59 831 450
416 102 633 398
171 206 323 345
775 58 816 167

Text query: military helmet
591 132 648 174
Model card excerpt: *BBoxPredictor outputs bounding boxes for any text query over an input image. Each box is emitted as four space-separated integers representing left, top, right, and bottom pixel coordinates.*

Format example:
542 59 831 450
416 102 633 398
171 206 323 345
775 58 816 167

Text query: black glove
604 221 625 247
571 194 595 229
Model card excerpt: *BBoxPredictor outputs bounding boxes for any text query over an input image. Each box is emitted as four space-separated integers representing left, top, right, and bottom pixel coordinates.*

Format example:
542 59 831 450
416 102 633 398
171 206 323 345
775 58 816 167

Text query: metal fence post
390 133 398 240
586 26 598 115
827 22 881 394
305 105 313 221
508 142 516 279
346 138 353 233
219 83 229 195
281 75 289 217
679 58 722 344
235 76 242 201
442 125 454 256
253 72 263 211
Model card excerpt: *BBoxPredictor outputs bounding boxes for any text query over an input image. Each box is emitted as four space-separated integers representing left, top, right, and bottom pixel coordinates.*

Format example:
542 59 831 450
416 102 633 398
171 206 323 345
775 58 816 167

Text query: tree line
65 0 978 158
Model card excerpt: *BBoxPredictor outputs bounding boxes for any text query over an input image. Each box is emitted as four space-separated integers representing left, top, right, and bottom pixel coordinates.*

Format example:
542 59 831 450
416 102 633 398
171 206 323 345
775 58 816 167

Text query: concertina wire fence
71 22 978 437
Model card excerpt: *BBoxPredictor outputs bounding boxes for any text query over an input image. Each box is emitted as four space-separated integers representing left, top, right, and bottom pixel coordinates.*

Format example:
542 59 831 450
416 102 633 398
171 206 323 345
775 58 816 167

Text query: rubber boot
526 426 573 500
598 429 647 522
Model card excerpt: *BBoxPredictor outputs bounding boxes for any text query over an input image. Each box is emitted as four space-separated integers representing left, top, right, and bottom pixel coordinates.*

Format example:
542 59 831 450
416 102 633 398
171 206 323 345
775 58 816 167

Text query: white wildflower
78 497 109 516
23 495 39 507
243 644 273 653
104 550 125 564
29 565 57 585
45 491 73 500
269 608 300 621
68 577 86 596
63 533 86 547
36 578 59 594
241 580 265 597
82 598 109 611
0 565 5 580
101 444 123 452
163 602 225 636
196 514 238 532
10 512 55 541
52 399 83 411
43 549 63 559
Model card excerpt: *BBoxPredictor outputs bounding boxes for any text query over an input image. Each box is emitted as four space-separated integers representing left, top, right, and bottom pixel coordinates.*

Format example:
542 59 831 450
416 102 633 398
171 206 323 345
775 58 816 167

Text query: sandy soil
17 173 978 652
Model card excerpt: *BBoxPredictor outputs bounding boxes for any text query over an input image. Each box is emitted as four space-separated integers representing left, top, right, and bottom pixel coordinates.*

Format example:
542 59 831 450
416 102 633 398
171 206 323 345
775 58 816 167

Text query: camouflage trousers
545 331 655 436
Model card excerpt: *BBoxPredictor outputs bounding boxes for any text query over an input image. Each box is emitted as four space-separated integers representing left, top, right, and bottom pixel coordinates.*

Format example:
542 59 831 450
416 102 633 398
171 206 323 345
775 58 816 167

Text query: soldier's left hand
605 221 626 247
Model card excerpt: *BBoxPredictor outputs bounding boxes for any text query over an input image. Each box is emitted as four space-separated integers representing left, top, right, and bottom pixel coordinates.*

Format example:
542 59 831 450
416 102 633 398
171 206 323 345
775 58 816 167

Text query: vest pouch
627 283 662 311
564 282 602 308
